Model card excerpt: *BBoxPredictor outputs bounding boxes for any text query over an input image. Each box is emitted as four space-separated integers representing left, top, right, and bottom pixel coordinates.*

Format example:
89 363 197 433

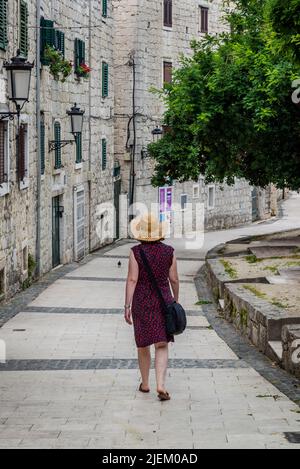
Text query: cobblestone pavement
0 195 300 449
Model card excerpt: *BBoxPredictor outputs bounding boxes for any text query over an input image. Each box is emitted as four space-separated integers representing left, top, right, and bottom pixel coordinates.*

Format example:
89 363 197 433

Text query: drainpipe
35 0 41 277
88 0 92 253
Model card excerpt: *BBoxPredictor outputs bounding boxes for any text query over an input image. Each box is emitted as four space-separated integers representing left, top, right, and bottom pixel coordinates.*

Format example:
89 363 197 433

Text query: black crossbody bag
140 248 187 336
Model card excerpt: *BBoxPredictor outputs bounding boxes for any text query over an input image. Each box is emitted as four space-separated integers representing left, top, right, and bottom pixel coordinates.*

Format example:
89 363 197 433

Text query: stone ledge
222 282 300 361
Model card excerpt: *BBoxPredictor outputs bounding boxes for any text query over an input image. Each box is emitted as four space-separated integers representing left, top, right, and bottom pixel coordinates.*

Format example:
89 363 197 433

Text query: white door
74 189 85 261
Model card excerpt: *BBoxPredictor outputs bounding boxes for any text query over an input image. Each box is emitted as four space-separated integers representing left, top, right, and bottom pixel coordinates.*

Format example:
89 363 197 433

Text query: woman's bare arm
125 250 139 325
169 255 179 302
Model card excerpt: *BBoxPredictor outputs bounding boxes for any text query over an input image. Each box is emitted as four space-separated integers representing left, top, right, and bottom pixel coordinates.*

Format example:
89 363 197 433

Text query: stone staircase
208 230 300 379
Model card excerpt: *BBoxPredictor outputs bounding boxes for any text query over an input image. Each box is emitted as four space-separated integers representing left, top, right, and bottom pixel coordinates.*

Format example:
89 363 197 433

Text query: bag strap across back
139 248 168 313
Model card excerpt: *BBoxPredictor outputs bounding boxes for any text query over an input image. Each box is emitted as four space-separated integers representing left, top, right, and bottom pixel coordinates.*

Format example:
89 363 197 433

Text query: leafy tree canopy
149 0 300 190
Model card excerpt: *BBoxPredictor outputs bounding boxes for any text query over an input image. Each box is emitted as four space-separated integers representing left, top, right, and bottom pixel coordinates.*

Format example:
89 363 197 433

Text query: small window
74 39 86 76
102 0 107 18
193 185 200 199
102 138 107 170
199 6 209 34
19 0 28 58
18 123 29 184
102 62 109 97
55 30 65 57
163 61 172 84
40 116 45 176
0 0 8 51
0 268 5 297
208 186 215 209
181 194 188 211
0 121 9 190
163 0 172 28
76 133 82 164
54 122 62 170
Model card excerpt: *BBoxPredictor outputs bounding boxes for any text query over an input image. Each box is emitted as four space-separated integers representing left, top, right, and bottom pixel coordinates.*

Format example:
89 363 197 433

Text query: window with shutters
54 122 62 170
40 18 64 64
40 119 45 176
181 194 188 211
199 6 209 33
19 0 28 58
74 39 86 76
0 121 9 196
0 0 8 50
163 0 172 28
102 0 107 18
54 30 65 57
163 61 172 84
102 138 107 170
18 123 29 187
75 133 82 164
102 62 109 97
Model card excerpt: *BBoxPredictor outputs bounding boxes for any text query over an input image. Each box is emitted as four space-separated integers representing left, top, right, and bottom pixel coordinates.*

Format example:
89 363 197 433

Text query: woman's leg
154 342 169 393
137 346 151 390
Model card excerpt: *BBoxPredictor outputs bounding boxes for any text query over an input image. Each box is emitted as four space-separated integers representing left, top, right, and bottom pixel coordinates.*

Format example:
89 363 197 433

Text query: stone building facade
112 0 275 235
0 0 115 301
0 0 280 303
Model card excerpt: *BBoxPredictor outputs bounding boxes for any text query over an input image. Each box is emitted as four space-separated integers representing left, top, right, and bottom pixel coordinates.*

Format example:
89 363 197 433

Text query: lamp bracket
48 140 74 153
0 112 18 121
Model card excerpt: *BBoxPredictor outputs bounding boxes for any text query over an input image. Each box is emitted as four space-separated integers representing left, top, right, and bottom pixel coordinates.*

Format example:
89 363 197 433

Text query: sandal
157 391 171 401
139 383 150 393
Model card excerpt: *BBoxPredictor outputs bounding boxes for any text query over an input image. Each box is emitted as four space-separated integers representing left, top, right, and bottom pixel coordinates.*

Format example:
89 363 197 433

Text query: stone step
268 341 283 362
218 299 225 311
266 276 300 285
249 246 299 259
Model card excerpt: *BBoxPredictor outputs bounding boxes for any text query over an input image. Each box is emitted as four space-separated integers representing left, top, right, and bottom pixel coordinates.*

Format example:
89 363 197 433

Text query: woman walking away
124 213 180 401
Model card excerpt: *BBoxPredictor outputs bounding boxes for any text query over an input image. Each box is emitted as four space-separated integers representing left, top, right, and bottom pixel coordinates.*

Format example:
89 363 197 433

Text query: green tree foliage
149 0 300 189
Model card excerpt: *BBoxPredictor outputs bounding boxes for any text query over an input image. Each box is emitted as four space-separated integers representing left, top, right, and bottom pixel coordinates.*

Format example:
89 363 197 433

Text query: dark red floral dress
131 242 175 348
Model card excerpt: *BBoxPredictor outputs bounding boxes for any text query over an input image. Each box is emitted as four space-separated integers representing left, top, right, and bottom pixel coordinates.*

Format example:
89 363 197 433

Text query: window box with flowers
76 62 91 79
43 45 72 82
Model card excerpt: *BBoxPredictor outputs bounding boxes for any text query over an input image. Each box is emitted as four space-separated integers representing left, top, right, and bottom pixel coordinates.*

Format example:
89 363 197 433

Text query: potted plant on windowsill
43 46 72 83
76 62 91 79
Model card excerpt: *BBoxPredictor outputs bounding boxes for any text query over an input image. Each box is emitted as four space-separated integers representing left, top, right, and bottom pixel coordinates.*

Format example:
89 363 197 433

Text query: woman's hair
140 240 162 244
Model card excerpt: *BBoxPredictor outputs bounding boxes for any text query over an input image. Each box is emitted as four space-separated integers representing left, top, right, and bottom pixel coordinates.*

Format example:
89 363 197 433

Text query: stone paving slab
0 359 247 371
28 279 201 311
0 312 235 361
0 369 299 449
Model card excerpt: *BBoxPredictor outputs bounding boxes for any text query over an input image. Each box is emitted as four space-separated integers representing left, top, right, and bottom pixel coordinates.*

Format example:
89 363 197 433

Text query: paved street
0 194 300 449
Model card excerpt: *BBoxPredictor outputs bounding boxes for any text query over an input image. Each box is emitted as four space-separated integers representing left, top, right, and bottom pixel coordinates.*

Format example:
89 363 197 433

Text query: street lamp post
48 103 85 152
0 51 34 175
0 51 34 125
141 126 164 159
49 103 85 153
151 126 163 142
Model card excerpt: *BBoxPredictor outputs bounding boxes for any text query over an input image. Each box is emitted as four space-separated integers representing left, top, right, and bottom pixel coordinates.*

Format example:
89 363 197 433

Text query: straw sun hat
130 213 168 242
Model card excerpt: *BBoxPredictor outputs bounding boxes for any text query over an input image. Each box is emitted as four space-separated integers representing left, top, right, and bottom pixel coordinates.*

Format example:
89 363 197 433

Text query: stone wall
0 0 115 301
112 0 258 231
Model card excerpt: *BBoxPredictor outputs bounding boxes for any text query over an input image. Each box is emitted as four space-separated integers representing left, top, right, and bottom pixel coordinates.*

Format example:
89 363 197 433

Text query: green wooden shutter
79 40 85 65
19 0 28 58
18 124 26 181
102 62 108 97
75 39 86 75
102 139 107 170
40 18 55 64
74 38 80 70
102 0 107 18
54 122 62 169
40 121 45 175
55 30 65 57
75 134 82 164
0 0 8 50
